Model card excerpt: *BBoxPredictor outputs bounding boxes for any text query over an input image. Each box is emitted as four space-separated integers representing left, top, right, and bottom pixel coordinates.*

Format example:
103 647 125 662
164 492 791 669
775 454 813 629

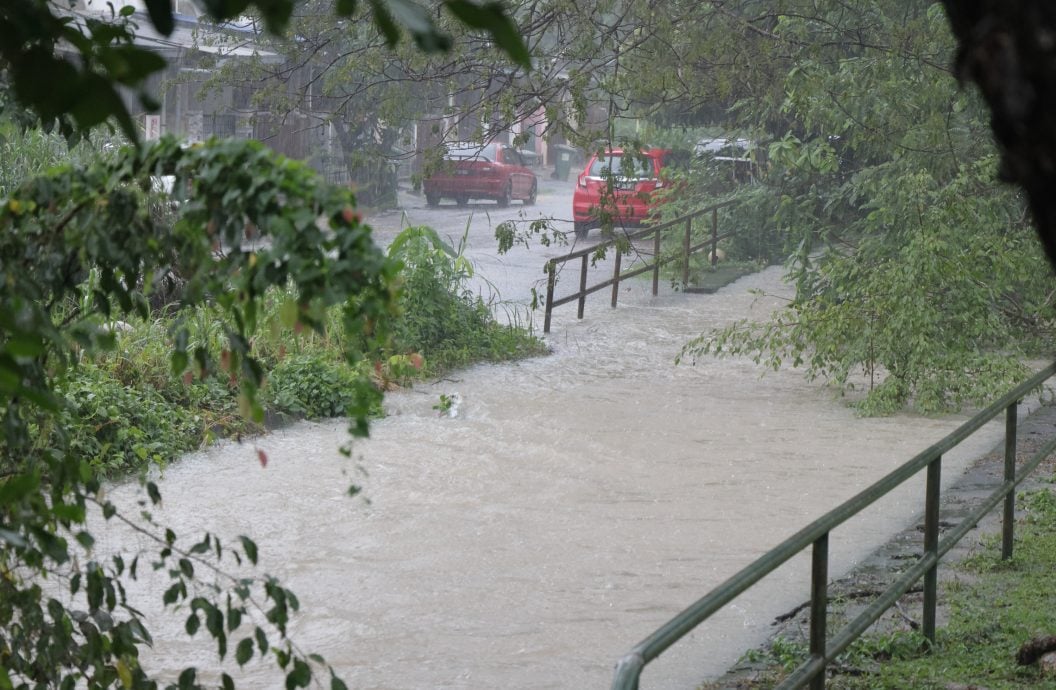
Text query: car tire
524 180 537 206
425 193 440 207
574 222 589 239
497 182 512 208
456 195 468 207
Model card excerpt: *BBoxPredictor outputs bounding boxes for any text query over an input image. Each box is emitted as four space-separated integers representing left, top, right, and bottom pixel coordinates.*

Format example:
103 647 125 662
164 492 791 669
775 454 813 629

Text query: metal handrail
542 201 737 333
612 361 1056 689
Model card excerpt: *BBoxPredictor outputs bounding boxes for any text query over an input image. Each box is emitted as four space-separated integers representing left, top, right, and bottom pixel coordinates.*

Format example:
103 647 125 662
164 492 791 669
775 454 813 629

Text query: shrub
57 365 202 475
265 353 375 419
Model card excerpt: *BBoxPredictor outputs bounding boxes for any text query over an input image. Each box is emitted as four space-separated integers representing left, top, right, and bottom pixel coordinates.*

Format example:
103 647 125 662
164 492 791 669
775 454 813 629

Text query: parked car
571 148 672 238
695 137 759 182
423 142 538 207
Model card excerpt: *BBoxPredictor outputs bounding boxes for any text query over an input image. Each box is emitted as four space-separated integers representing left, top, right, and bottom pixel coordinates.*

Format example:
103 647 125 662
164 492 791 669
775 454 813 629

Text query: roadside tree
657 1 1056 413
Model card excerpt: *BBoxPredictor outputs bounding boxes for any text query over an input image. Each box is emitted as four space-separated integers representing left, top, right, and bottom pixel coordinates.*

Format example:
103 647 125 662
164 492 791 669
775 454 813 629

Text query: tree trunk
941 1 1056 268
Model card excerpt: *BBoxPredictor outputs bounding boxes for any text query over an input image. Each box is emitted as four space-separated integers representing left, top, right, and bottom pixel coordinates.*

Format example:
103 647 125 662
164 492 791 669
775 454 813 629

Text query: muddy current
100 263 1020 689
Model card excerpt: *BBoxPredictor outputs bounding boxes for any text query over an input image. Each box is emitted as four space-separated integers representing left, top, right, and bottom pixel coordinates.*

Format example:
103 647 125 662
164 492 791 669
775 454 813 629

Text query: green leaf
235 637 254 666
145 0 175 36
163 583 182 605
367 0 401 46
227 606 242 631
445 0 530 68
286 659 311 689
0 472 40 503
3 334 44 357
239 535 258 565
177 667 197 690
189 535 211 554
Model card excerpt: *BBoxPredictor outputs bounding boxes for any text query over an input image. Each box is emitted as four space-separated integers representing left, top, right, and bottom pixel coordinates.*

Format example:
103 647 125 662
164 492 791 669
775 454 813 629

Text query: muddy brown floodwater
99 256 1028 689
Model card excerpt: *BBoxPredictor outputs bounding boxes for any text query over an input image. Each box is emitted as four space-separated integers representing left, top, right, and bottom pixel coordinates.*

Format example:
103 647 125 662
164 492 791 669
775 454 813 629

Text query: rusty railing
542 201 736 334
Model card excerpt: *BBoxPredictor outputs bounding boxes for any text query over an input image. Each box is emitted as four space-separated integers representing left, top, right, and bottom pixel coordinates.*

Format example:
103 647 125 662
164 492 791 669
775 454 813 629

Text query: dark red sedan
423 143 538 207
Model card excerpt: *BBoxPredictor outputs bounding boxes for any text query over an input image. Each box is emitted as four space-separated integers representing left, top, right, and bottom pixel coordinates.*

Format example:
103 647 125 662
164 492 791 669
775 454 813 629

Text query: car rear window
588 154 656 179
445 144 497 161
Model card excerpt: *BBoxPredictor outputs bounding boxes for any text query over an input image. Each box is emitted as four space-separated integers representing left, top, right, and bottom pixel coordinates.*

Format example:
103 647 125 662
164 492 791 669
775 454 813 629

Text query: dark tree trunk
941 1 1056 268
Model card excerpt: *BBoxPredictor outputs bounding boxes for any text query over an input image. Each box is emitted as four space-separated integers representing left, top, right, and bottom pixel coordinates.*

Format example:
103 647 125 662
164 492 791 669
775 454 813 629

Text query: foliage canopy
646 1 1056 413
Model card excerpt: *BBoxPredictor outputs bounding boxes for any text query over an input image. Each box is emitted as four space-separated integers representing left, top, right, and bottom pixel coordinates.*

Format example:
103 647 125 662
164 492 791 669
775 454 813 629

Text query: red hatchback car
423 143 538 207
572 148 671 238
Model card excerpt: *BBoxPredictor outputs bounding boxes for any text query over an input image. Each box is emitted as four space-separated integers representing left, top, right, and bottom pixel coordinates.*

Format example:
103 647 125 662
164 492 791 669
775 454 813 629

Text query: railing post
1003 401 1018 560
611 652 643 690
611 248 623 308
810 532 829 690
577 254 588 319
711 207 719 266
543 260 555 334
652 227 661 296
923 455 941 645
682 218 691 287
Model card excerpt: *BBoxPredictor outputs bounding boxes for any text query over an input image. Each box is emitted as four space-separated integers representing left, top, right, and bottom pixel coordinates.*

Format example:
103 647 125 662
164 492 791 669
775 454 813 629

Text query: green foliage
675 2 1056 414
0 136 398 689
0 0 527 141
432 392 456 415
389 225 547 372
266 353 374 419
0 1 532 685
685 153 1047 414
823 489 1056 689
723 487 1056 689
57 364 201 475
767 636 809 672
0 122 122 198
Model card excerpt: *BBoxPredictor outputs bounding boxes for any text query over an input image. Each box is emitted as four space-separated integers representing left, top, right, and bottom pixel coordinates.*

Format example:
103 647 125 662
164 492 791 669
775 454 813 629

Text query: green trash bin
552 145 577 181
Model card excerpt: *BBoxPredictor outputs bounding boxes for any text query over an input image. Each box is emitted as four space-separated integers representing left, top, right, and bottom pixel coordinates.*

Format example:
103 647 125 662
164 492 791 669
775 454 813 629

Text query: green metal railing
611 361 1056 690
542 201 736 334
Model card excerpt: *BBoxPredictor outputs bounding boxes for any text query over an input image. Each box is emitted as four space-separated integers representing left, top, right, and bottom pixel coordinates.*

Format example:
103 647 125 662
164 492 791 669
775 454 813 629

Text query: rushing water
101 264 1018 689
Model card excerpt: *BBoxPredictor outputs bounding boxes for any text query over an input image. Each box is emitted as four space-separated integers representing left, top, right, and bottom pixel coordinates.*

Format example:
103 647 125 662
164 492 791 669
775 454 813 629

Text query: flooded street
104 181 1020 688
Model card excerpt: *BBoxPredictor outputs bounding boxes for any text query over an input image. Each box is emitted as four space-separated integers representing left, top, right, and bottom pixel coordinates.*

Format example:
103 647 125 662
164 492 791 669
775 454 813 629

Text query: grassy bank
41 226 546 478
705 484 1056 689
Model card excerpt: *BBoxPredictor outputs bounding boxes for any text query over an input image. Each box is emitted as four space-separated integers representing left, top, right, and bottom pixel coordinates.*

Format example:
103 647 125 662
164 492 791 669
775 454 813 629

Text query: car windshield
588 154 655 179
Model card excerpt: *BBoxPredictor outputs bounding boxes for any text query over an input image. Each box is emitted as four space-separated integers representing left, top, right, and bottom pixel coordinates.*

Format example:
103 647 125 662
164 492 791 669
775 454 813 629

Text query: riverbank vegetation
2 126 543 480
52 265 545 478
0 117 539 688
705 487 1056 689
656 4 1056 415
